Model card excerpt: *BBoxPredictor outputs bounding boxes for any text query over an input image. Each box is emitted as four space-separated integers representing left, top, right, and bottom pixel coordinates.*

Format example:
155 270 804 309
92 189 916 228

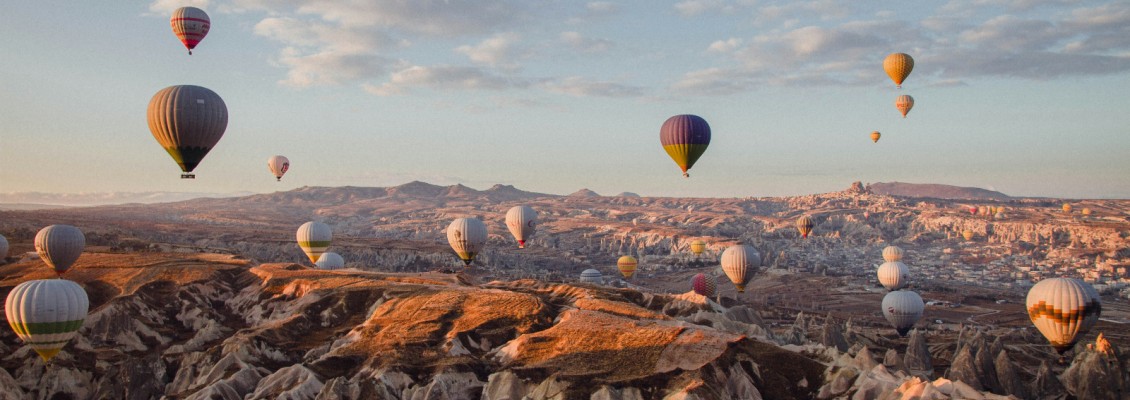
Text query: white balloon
882 290 924 337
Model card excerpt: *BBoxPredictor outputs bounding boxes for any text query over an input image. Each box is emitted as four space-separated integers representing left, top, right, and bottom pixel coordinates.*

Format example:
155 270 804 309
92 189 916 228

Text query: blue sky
1 0 1128 200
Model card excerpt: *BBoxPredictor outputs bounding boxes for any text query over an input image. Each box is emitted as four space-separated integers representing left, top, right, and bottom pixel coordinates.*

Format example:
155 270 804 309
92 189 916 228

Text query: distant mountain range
0 191 255 209
0 181 1021 210
868 182 1012 201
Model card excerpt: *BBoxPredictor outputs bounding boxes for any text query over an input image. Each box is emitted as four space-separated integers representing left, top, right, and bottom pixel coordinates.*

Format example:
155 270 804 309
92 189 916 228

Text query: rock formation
903 329 932 377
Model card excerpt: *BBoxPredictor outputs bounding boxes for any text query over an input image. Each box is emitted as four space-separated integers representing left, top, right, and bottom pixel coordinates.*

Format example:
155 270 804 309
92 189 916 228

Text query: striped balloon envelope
34 225 85 275
315 252 345 270
895 95 914 118
147 85 228 179
1027 278 1102 354
659 114 711 178
796 215 815 239
882 290 924 337
721 244 760 293
6 279 89 361
617 256 637 279
296 221 332 264
170 7 210 55
691 273 716 298
579 269 603 285
877 261 909 291
882 245 904 262
505 206 537 249
447 218 487 267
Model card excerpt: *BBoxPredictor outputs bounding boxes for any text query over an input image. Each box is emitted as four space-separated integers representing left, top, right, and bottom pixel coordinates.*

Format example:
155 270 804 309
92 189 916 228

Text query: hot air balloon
267 155 290 182
315 252 345 270
147 85 228 179
296 221 332 264
962 230 974 241
883 53 914 88
721 244 760 293
6 279 89 361
994 212 1005 220
1027 278 1102 355
882 245 904 262
505 206 537 249
870 131 881 143
797 215 815 239
968 206 977 215
689 240 706 256
171 7 210 55
579 269 603 285
0 234 8 262
882 290 924 337
660 114 711 178
877 261 909 291
692 273 716 298
616 256 638 279
1082 208 1092 216
1062 203 1072 213
447 218 487 267
34 225 85 275
895 95 914 118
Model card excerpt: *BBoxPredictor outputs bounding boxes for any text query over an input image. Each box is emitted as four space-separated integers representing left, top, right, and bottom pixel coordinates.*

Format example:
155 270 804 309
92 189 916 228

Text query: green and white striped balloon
6 279 89 361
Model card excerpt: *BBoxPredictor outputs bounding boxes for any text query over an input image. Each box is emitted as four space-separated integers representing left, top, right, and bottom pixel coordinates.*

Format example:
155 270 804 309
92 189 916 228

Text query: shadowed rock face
0 253 827 399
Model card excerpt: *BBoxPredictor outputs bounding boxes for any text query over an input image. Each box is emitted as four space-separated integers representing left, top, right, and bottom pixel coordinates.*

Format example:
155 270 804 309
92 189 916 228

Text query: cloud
560 31 613 53
364 65 523 95
586 2 618 14
539 76 645 97
456 32 524 68
275 47 393 87
149 0 209 14
958 16 1063 52
282 0 528 36
674 0 738 16
707 38 742 53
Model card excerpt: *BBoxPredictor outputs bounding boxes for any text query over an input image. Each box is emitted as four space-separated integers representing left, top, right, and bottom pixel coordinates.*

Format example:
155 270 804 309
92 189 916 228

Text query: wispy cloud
560 31 613 53
364 65 523 95
456 32 524 69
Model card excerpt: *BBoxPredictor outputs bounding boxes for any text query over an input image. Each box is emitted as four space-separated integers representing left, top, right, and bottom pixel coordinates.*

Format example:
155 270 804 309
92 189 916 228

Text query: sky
1 1 1129 201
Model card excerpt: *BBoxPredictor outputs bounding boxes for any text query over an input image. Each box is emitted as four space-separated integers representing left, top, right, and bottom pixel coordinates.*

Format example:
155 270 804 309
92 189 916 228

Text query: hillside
868 182 1012 201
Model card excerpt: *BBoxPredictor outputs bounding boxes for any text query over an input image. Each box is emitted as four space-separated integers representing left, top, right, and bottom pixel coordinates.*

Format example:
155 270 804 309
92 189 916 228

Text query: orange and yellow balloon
883 53 914 88
870 131 881 143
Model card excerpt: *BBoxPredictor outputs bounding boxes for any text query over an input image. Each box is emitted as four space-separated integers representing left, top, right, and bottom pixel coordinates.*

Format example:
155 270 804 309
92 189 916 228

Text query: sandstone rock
819 314 849 352
945 345 983 391
248 364 325 400
406 371 483 400
1062 336 1126 400
481 370 532 400
974 341 1002 393
904 329 933 377
0 368 21 400
816 367 858 399
883 349 905 372
528 375 571 400
853 346 879 371
591 385 645 400
316 377 361 400
993 350 1029 399
1031 360 1066 399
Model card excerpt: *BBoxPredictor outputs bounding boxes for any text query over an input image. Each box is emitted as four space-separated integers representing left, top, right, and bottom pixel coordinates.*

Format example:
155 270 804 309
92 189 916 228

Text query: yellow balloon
883 53 914 88
617 256 637 279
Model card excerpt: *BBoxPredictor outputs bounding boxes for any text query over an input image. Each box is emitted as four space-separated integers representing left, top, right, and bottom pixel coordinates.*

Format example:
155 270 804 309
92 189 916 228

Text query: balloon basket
181 173 196 179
